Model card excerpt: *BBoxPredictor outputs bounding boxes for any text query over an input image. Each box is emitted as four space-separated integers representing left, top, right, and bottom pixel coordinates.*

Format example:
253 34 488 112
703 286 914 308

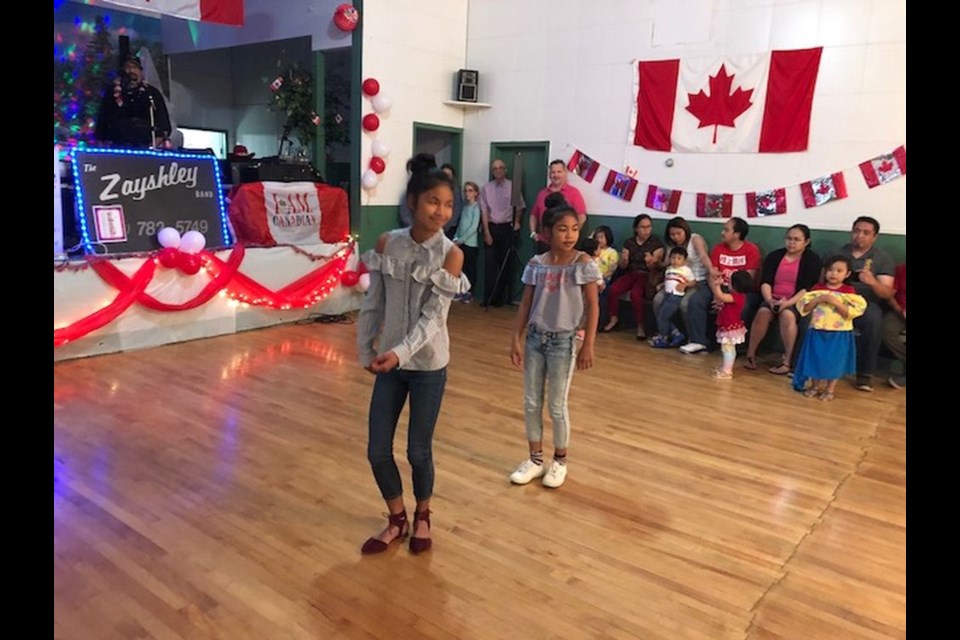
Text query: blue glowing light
70 147 233 254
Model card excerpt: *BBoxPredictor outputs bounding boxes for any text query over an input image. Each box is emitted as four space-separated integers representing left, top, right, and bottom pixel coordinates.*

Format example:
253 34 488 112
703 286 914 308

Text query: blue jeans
854 301 883 378
523 326 577 449
654 284 713 345
656 293 684 336
367 367 447 502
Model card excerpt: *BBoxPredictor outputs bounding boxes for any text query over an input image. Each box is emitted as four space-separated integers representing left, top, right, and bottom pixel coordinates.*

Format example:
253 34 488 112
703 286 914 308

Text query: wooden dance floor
54 304 906 640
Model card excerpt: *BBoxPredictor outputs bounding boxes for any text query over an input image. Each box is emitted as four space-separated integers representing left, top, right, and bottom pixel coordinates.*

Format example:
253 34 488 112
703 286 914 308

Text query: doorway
413 122 463 174
488 141 550 284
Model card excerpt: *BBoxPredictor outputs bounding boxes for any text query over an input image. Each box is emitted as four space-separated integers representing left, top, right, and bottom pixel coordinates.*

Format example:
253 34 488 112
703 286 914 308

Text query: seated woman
651 216 712 347
601 214 664 340
744 224 821 374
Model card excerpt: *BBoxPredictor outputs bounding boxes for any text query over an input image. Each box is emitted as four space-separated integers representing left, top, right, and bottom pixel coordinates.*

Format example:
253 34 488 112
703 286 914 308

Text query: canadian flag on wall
630 47 822 153
100 0 244 26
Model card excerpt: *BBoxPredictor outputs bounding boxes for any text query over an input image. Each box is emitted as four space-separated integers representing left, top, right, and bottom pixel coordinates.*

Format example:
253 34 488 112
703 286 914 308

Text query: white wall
463 0 906 234
162 0 351 54
361 0 469 206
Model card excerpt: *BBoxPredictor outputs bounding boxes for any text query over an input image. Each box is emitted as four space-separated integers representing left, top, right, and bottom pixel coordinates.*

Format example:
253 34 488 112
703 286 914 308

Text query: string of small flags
565 145 906 219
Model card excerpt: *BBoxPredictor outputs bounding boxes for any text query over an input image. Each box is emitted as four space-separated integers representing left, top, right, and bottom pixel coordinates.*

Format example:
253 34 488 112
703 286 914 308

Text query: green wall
360 206 905 262
586 215 906 264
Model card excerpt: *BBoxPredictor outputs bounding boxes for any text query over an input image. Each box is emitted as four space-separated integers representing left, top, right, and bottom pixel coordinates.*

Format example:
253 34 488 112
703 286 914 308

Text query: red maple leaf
877 159 894 173
686 64 754 144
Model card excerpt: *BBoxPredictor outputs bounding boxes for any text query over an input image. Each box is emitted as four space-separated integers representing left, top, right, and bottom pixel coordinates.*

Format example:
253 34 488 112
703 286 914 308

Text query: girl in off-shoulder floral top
356 167 469 556
792 256 867 401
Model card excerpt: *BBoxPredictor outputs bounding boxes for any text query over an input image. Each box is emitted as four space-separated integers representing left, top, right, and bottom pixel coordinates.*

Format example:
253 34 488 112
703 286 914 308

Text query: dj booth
54 147 360 362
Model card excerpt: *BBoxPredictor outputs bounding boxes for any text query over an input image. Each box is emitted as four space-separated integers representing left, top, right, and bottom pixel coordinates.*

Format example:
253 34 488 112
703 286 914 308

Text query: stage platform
54 242 363 362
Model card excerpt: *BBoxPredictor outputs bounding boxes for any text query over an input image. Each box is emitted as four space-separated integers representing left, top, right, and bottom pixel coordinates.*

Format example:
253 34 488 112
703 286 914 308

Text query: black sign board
71 148 232 254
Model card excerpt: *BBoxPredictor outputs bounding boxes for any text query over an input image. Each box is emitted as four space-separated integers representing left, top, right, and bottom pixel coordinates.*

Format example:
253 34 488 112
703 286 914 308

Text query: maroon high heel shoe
360 511 408 555
409 509 432 554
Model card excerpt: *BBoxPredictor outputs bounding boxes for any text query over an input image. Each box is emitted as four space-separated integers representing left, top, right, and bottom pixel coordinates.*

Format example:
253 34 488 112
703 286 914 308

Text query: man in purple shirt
480 159 525 306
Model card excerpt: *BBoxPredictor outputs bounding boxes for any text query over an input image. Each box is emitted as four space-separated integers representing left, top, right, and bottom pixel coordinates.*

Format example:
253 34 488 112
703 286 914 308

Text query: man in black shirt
95 55 171 148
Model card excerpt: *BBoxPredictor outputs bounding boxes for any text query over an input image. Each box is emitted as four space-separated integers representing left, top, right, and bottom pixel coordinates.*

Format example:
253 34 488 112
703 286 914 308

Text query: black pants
461 245 478 296
484 222 516 306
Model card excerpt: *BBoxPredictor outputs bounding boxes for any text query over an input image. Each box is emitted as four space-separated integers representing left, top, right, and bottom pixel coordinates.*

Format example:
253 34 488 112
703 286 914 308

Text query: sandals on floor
769 363 792 375
803 388 821 398
744 356 757 370
818 391 835 402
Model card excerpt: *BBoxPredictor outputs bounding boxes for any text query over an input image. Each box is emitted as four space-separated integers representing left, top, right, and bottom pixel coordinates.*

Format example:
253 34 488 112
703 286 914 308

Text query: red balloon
341 270 360 287
361 78 380 97
179 253 202 276
333 3 359 32
362 113 380 132
158 247 179 268
370 156 386 174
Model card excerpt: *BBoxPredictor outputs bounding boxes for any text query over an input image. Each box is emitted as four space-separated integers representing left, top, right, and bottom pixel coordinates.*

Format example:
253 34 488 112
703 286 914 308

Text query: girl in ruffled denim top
356 166 469 555
508 206 601 490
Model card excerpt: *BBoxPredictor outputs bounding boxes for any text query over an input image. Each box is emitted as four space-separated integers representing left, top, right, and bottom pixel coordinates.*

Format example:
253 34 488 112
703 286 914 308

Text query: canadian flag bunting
631 47 822 153
567 150 601 183
696 193 733 218
100 0 244 26
859 146 907 188
800 173 848 208
645 185 681 213
563 143 904 214
602 170 638 202
746 188 787 218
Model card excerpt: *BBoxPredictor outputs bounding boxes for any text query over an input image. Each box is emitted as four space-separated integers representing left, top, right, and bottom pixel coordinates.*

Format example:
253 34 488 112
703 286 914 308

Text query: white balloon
371 94 392 114
362 169 379 190
157 226 181 249
357 272 371 292
179 230 207 254
371 140 390 157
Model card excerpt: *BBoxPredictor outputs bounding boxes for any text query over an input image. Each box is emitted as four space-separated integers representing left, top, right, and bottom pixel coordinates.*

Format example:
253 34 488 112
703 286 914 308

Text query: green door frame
413 122 464 176
487 141 551 178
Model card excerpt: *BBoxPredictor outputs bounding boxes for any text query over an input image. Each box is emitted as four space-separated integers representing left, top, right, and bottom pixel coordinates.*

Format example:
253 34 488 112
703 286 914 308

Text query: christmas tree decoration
566 150 600 183
859 146 906 188
601 170 638 201
800 172 848 208
696 193 733 218
266 63 318 152
746 188 787 217
333 3 359 32
645 185 681 213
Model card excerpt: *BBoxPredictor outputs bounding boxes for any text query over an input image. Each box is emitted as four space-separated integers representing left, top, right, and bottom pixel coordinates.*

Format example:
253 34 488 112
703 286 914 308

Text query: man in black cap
94 55 172 148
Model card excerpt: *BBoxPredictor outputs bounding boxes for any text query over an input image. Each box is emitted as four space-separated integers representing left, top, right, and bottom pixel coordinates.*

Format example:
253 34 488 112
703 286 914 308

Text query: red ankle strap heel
409 509 432 554
360 511 408 555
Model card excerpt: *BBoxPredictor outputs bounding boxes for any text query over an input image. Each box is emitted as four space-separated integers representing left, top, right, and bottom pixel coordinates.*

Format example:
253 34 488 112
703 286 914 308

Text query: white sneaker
679 342 707 354
510 459 546 485
541 460 567 488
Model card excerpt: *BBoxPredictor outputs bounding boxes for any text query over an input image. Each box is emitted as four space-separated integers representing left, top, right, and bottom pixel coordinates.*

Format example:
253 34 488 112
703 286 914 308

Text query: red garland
54 258 156 347
90 246 246 312
54 243 355 347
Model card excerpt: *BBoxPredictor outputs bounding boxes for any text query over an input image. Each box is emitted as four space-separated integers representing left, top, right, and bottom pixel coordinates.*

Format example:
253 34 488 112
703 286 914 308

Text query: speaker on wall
456 69 479 102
